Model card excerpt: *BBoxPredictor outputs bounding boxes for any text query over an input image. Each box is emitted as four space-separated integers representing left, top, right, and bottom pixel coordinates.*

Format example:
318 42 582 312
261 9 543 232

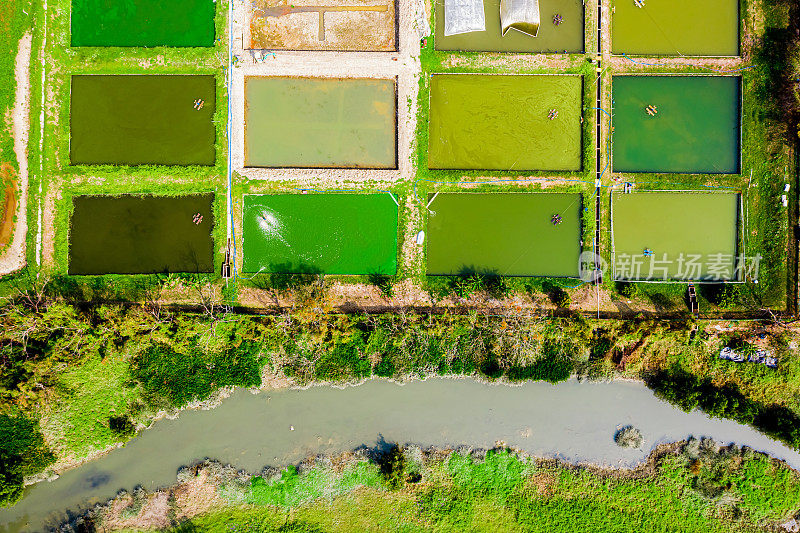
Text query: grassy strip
93 443 800 532
0 0 30 169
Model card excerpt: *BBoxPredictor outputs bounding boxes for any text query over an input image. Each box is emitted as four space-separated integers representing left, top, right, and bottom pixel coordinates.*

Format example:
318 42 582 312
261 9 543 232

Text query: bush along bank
0 413 54 507
69 440 800 532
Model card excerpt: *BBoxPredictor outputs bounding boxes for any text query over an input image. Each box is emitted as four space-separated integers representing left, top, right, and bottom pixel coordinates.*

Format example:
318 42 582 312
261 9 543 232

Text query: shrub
314 333 371 381
0 414 55 507
367 273 394 298
108 415 136 439
614 426 643 448
505 356 572 383
647 368 800 449
378 444 407 490
131 341 263 407
542 281 570 308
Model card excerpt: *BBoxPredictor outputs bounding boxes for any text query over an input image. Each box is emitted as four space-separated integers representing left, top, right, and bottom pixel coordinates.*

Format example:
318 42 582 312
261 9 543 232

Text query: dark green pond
612 76 740 174
434 0 584 53
68 194 215 275
426 193 582 276
70 75 216 166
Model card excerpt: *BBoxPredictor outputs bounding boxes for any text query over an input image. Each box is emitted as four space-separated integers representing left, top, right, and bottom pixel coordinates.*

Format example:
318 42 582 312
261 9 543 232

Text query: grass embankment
0 0 29 162
3 292 800 506
84 443 800 532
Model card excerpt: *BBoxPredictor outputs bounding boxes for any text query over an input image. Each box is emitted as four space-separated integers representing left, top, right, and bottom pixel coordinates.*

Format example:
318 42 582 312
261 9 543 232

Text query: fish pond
69 75 217 166
612 0 739 56
244 77 397 168
242 193 398 275
434 0 584 53
68 194 215 275
428 74 582 171
3 378 800 532
611 192 740 281
426 193 582 277
611 75 741 174
71 0 216 47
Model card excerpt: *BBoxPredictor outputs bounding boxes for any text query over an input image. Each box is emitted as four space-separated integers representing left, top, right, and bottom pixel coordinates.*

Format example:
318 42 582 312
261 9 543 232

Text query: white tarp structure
417 0 432 38
500 0 540 37
443 0 486 36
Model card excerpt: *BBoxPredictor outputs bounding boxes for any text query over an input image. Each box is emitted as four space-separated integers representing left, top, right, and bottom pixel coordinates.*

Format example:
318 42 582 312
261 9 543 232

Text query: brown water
3 378 799 532
244 77 396 168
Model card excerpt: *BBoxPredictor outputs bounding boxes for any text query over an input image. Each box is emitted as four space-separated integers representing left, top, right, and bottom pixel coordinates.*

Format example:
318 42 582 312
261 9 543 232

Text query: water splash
256 208 291 249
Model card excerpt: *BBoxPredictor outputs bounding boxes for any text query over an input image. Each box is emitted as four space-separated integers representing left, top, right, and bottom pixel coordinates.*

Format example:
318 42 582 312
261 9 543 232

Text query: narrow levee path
593 1 604 317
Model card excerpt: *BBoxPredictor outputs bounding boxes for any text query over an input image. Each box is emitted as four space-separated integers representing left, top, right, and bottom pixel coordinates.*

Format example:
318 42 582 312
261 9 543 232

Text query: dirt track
0 32 31 275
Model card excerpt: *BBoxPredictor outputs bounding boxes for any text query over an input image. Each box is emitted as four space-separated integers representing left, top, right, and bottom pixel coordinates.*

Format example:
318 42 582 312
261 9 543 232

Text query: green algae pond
611 75 741 174
611 192 740 281
242 193 398 275
426 193 582 276
428 74 582 171
244 77 396 168
434 0 584 53
612 0 738 56
71 0 215 47
69 75 216 166
69 194 215 275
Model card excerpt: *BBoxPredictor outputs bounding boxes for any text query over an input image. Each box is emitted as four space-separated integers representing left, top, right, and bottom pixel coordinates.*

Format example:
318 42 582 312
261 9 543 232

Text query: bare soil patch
247 0 396 51
0 32 31 274
0 162 18 249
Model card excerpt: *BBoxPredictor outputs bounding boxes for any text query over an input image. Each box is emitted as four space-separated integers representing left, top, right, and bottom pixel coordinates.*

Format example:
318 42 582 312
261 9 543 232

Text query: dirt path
0 163 18 248
0 32 31 274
